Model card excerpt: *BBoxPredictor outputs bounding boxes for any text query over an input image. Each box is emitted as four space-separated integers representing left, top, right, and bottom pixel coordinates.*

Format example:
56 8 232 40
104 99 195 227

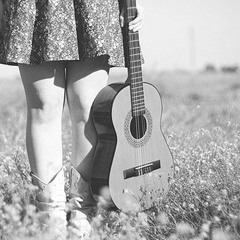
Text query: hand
120 4 144 32
129 4 144 32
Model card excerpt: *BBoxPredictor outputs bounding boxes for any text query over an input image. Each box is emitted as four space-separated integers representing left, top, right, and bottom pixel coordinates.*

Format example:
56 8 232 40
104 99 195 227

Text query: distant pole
189 26 196 72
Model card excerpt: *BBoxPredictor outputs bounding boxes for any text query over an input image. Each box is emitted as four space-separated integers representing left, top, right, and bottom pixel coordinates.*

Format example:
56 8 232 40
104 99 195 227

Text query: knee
28 94 64 124
69 97 92 124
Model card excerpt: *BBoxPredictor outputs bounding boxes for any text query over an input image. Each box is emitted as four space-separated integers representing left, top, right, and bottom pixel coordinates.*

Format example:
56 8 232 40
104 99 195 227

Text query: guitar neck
124 0 145 116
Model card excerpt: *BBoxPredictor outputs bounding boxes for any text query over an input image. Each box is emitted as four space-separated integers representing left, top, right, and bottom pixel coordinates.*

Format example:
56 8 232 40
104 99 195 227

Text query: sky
139 0 240 71
0 0 240 76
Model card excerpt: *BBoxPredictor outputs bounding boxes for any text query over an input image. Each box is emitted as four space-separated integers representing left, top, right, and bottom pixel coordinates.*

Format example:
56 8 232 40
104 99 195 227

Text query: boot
67 166 97 239
31 168 67 240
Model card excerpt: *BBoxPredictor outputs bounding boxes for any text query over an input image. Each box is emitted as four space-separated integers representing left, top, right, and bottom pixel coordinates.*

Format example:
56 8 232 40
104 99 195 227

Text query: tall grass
0 71 240 239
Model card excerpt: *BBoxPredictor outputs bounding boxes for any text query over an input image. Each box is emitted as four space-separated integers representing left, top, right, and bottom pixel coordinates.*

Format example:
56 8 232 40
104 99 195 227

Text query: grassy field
0 71 240 239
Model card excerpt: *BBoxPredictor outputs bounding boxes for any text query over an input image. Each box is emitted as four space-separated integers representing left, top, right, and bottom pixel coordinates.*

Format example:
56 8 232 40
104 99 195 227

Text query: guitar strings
128 0 147 184
128 0 139 175
129 0 143 172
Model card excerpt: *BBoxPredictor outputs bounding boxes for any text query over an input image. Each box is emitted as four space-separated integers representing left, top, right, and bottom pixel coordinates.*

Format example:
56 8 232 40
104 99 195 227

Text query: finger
119 15 124 28
130 22 143 32
129 4 144 30
129 17 143 31
129 16 142 27
130 4 144 23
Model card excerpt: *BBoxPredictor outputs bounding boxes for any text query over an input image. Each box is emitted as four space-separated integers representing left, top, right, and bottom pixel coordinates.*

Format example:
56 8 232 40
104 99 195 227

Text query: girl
0 0 144 239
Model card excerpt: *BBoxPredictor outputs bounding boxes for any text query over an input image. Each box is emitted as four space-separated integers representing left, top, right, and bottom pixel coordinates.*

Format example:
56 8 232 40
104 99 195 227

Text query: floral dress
0 0 125 67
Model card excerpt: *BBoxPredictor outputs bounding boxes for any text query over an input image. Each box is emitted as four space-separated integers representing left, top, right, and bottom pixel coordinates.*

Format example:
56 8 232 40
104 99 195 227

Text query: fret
129 32 139 37
130 70 141 76
131 88 144 94
132 94 144 99
132 100 144 105
129 59 141 64
130 70 142 75
129 57 140 62
131 73 142 78
130 64 141 70
132 91 144 96
131 95 144 100
131 89 144 94
127 14 136 18
129 38 139 43
129 49 140 55
129 61 141 66
129 55 140 60
129 56 141 61
129 46 140 51
132 100 145 106
130 71 142 77
129 70 141 75
131 81 143 87
132 97 144 101
128 39 139 43
133 105 145 111
129 52 141 57
132 106 145 111
129 48 140 54
128 15 136 19
131 76 142 81
131 93 144 100
131 76 143 80
131 80 143 85
129 42 139 47
132 104 145 109
130 73 142 78
132 106 146 112
129 46 140 49
131 83 143 88
131 81 143 86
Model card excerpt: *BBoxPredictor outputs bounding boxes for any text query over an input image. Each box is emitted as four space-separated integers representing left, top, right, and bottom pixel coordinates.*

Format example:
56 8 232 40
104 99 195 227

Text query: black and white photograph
0 0 240 239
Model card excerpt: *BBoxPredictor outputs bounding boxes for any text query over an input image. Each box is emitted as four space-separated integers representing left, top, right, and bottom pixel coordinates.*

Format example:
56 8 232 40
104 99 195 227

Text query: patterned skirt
0 0 125 67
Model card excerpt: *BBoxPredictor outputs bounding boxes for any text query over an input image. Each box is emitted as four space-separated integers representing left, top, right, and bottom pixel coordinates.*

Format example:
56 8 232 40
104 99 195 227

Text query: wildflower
221 189 228 198
98 186 113 209
157 212 169 225
200 222 211 239
137 212 149 227
176 222 195 237
217 204 224 212
3 205 21 224
212 229 231 240
203 202 209 207
91 215 104 229
189 203 195 210
168 234 178 240
214 216 220 222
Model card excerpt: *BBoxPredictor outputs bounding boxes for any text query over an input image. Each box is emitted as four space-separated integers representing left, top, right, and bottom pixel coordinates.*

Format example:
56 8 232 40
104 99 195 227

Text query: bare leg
66 57 109 181
19 62 66 183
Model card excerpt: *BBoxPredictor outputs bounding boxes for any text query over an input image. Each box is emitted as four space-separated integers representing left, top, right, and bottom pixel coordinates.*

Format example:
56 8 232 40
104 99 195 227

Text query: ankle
30 168 66 204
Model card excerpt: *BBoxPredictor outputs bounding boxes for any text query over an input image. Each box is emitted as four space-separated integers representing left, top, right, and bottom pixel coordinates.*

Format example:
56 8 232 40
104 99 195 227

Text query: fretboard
125 0 145 116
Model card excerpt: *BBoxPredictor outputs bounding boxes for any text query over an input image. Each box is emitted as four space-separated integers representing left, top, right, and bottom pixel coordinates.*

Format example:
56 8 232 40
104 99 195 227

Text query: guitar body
91 82 174 212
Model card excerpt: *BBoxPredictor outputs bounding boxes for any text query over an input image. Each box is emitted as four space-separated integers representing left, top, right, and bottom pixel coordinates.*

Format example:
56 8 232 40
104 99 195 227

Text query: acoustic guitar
90 0 174 212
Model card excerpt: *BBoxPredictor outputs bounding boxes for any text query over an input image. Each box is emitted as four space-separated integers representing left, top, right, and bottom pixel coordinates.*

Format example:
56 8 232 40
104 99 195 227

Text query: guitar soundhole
130 115 147 139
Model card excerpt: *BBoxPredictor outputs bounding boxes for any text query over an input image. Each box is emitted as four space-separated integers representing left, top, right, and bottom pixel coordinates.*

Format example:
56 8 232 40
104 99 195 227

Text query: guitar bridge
123 160 161 180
